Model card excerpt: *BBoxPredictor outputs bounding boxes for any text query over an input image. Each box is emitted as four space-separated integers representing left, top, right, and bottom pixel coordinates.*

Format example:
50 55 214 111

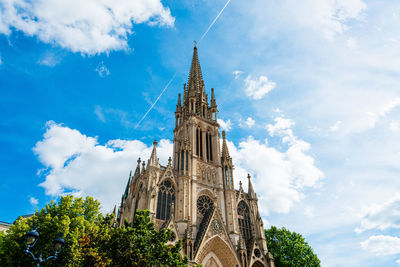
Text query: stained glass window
156 180 175 221
197 195 213 216
238 201 252 240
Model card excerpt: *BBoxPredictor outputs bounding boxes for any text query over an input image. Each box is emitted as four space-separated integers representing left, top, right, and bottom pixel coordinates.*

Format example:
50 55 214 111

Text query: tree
265 226 320 267
0 195 189 266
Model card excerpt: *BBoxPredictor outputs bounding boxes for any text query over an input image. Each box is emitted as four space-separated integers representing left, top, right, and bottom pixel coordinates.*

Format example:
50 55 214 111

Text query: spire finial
222 130 226 139
194 40 197 48
153 139 157 147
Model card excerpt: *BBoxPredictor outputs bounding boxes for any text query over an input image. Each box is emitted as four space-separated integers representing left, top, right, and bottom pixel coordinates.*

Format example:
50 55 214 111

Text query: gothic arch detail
238 201 252 241
156 180 175 221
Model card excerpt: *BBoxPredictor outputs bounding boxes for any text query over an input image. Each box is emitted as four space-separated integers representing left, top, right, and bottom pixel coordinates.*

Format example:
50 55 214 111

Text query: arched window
180 150 184 170
229 167 233 187
205 132 209 160
209 133 213 161
225 166 229 189
238 201 252 240
196 128 200 156
186 150 189 171
156 180 175 221
199 129 203 158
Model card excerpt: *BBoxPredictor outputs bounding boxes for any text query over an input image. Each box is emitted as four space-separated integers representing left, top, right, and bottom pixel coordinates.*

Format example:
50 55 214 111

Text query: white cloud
0 0 174 54
329 120 342 131
245 117 255 128
33 121 172 212
356 193 400 233
244 75 276 100
228 117 323 214
346 37 357 49
233 70 243 79
304 206 314 217
239 117 255 128
38 53 61 67
361 235 400 256
218 118 232 132
29 197 39 206
390 121 400 132
94 106 106 122
266 117 296 143
95 62 110 77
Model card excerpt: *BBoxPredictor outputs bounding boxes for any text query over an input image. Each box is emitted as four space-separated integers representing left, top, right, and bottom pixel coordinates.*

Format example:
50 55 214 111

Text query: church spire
187 44 204 96
247 173 257 200
148 140 159 167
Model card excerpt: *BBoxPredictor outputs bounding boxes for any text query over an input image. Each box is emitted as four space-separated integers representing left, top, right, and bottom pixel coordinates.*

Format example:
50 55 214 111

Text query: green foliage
0 195 189 266
265 226 320 267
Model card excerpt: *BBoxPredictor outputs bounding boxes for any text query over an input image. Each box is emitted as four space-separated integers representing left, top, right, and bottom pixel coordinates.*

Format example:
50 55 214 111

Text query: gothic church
117 45 275 267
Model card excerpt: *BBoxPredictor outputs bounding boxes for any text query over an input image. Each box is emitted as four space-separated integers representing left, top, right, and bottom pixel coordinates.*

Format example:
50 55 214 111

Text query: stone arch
197 188 215 200
158 177 177 191
195 236 240 267
202 252 223 267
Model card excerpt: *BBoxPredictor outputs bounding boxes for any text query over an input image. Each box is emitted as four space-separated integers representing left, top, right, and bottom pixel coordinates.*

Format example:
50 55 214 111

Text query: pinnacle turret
133 158 141 180
148 140 159 167
221 131 230 159
176 93 182 112
210 88 217 108
247 173 257 200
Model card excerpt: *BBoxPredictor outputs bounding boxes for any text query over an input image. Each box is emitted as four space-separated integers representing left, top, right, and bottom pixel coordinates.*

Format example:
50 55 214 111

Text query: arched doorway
202 252 223 267
196 236 240 267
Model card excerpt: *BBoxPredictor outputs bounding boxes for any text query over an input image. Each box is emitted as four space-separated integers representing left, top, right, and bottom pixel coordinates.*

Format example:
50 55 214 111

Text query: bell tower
172 44 223 224
118 43 275 267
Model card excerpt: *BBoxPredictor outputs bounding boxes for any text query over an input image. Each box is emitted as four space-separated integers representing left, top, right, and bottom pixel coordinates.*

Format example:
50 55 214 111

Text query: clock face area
197 195 214 216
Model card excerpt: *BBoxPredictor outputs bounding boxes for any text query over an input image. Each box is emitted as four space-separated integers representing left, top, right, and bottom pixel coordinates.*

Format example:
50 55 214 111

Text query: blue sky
1 0 400 266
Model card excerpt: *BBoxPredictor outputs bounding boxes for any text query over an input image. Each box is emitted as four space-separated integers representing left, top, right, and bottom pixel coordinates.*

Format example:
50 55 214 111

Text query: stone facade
117 45 274 267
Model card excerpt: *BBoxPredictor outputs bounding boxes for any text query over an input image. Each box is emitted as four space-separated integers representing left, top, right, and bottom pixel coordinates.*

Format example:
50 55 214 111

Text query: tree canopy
0 195 189 266
265 226 320 267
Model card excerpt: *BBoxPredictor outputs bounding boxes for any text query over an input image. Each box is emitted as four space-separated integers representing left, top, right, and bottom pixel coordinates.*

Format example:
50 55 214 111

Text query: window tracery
156 180 175 221
238 201 252 240
197 195 214 216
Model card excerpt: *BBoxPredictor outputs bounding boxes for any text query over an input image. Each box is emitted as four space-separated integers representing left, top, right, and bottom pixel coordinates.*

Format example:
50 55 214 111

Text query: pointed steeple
133 158 141 179
141 161 146 174
176 93 182 112
187 44 204 96
148 140 159 167
210 88 217 108
221 131 230 159
247 173 257 200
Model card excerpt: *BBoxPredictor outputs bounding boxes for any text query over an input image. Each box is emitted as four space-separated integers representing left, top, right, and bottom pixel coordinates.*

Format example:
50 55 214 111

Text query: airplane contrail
135 0 232 127
134 73 176 129
198 0 232 43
